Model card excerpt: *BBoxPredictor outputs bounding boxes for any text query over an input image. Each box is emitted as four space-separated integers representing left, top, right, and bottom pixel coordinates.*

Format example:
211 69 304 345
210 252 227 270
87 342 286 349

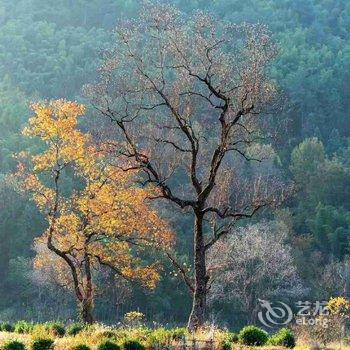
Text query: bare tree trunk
188 212 208 330
79 298 94 324
248 290 258 325
79 253 94 324
343 259 350 299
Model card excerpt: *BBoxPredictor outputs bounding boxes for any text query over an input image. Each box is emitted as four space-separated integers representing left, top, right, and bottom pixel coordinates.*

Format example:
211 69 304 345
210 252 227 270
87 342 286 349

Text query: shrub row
1 338 146 350
237 326 295 348
3 341 25 350
0 322 83 336
0 323 295 349
2 339 54 350
96 339 145 350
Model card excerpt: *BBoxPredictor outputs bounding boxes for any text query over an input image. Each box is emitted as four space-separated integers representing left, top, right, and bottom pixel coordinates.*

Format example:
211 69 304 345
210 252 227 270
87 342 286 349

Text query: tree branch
165 251 194 293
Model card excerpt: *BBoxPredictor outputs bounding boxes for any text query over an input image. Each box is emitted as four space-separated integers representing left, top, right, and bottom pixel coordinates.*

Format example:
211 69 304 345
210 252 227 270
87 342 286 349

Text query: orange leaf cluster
21 99 173 292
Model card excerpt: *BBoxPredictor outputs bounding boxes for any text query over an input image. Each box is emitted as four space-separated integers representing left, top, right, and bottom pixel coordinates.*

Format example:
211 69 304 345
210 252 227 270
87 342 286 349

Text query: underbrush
0 322 296 349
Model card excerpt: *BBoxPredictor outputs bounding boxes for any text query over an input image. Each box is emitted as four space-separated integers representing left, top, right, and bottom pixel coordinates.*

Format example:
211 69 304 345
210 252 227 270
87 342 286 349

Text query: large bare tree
85 3 288 329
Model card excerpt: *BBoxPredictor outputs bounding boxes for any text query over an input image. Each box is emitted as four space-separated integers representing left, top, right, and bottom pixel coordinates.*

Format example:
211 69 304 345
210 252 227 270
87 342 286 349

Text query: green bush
148 328 170 344
219 331 238 350
268 328 295 348
169 327 188 340
73 345 90 350
97 340 120 350
123 340 145 350
228 333 238 343
238 325 268 346
0 323 14 332
221 341 231 350
45 322 65 337
14 320 34 334
31 338 54 350
67 323 84 336
3 340 25 350
221 332 238 343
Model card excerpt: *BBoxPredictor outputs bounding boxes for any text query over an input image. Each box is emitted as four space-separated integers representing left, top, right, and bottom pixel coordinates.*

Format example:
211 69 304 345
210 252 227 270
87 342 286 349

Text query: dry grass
0 326 298 350
0 329 291 350
0 331 30 347
294 342 350 350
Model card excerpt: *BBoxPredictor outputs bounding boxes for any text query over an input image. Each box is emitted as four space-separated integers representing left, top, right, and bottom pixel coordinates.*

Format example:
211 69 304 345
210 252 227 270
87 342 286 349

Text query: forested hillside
1 0 350 327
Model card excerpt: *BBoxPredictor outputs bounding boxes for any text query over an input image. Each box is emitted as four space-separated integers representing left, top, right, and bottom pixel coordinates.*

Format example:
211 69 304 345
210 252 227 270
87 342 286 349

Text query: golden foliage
20 99 173 295
327 296 350 317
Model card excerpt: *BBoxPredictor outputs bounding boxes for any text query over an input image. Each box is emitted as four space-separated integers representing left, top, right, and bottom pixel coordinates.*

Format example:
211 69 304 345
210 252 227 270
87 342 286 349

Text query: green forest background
1 0 350 328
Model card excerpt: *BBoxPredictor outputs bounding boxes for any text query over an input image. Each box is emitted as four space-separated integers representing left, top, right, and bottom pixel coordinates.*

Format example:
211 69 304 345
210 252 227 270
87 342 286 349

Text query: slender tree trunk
343 260 350 299
188 212 208 330
248 290 258 325
79 253 94 324
79 298 94 324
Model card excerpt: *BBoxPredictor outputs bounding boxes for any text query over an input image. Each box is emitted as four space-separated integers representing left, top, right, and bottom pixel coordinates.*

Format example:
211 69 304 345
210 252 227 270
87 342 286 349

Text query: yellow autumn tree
19 99 173 323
